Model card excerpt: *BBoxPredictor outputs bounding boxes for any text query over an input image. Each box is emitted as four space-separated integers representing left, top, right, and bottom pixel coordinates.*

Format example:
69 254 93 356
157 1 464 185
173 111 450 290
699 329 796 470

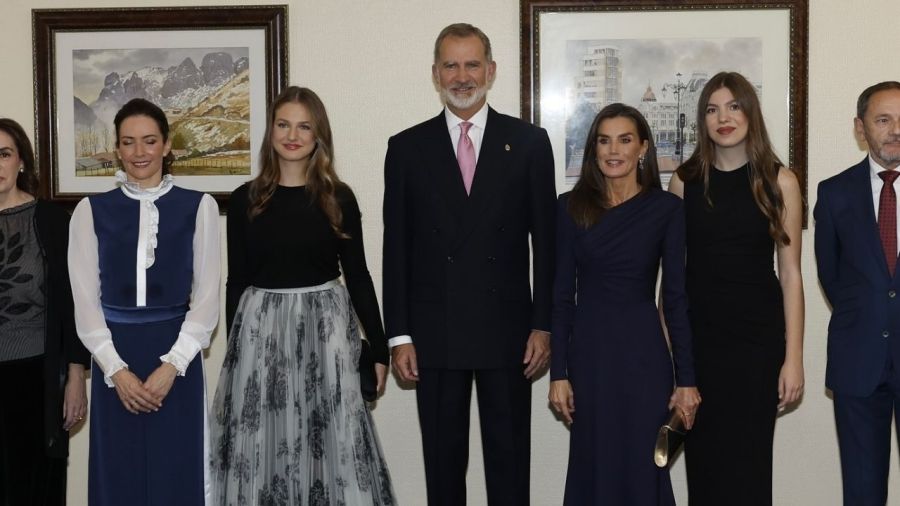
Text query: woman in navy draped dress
69 98 220 506
549 103 700 505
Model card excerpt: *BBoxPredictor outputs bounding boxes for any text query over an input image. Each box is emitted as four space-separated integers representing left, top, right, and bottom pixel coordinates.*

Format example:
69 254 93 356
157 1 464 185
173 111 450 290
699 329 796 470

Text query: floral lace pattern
210 284 395 506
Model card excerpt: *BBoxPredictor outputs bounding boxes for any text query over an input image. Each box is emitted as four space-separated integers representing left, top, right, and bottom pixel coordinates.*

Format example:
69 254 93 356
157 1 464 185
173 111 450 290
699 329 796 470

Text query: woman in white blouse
68 98 219 506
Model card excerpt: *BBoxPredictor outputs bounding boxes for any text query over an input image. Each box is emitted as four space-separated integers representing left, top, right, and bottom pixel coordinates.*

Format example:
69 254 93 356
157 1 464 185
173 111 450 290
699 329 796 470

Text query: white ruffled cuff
92 339 129 388
159 332 203 376
103 363 128 388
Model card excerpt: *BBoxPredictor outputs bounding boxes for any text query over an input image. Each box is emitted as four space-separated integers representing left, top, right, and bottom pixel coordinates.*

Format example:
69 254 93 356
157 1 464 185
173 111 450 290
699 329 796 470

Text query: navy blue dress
87 187 206 506
551 188 695 505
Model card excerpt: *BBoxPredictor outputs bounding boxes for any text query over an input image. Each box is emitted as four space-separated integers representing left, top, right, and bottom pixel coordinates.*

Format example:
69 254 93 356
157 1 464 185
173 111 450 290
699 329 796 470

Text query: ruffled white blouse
68 172 221 386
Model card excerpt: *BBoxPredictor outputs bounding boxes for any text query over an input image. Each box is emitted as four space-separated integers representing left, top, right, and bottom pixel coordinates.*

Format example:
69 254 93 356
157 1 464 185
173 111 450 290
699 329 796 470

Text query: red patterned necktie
457 121 476 195
878 170 899 276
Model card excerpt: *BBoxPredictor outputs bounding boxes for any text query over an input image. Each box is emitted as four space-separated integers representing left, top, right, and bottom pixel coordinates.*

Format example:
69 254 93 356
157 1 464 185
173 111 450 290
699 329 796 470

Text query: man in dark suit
815 81 900 505
382 23 555 506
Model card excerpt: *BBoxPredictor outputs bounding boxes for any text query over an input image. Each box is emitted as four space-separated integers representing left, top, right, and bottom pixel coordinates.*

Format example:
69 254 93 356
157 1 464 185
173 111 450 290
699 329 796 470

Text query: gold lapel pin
505 144 511 151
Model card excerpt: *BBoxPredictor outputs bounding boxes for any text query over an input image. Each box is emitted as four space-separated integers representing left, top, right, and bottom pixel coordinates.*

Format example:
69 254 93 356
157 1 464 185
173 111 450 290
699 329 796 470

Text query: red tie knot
880 170 900 185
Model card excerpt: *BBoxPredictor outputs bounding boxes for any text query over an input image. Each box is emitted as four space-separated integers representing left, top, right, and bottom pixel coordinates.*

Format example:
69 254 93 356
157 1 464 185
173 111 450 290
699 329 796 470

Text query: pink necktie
457 121 476 195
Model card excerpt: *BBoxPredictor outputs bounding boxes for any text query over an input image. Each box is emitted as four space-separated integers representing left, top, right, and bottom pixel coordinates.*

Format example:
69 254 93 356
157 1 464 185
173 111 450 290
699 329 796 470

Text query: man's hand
523 330 550 378
391 343 419 382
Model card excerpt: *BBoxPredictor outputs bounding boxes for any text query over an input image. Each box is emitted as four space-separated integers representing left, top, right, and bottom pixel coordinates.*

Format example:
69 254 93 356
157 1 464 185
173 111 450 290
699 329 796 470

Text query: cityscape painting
562 37 762 186
520 0 807 210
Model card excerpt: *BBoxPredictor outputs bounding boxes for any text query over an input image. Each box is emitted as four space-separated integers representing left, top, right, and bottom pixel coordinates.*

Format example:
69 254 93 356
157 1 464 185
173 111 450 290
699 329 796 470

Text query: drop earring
18 166 24 173
638 156 645 172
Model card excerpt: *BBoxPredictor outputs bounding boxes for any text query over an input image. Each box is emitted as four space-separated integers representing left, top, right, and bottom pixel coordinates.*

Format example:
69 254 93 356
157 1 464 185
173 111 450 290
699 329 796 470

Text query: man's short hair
857 81 900 119
433 23 493 63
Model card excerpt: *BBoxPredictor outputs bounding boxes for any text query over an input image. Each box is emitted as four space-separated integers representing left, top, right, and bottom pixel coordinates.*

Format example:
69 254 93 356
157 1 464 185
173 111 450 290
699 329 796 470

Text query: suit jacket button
487 256 496 262
890 290 897 298
883 331 890 338
447 256 454 263
490 287 497 293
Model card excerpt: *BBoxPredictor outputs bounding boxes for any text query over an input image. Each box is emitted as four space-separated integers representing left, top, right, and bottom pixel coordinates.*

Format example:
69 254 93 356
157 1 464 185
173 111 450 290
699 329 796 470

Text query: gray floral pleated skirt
210 280 395 506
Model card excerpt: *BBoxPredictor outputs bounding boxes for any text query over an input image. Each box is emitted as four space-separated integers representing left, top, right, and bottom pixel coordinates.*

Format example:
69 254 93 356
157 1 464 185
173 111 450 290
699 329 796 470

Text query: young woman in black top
210 86 395 505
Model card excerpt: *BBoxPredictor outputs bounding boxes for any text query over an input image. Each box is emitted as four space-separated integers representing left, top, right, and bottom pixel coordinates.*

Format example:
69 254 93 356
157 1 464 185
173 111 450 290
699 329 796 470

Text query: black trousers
416 367 532 506
0 355 66 506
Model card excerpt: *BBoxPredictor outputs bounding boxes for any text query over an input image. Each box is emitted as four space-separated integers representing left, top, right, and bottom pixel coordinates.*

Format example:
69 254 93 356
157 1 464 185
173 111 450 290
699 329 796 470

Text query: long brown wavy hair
568 103 661 229
676 71 789 245
248 86 347 238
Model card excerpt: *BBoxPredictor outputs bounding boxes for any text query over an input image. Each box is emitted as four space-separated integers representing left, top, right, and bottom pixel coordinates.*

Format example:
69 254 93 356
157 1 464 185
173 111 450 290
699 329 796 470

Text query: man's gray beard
877 145 900 165
441 85 488 111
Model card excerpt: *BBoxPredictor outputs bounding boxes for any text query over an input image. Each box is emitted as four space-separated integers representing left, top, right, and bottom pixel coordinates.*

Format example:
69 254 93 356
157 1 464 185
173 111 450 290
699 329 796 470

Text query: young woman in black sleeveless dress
668 72 805 506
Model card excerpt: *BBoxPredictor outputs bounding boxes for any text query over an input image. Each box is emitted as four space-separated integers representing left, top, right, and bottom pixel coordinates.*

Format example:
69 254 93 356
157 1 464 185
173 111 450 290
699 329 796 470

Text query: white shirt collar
115 170 175 201
444 102 489 132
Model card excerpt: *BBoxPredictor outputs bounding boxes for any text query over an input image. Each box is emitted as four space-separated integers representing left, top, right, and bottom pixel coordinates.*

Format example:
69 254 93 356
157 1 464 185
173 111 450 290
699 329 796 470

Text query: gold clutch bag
654 409 687 468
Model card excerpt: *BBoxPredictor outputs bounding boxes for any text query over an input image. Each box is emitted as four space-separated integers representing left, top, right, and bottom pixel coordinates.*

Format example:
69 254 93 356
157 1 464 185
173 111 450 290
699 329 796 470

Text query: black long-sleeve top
226 183 388 365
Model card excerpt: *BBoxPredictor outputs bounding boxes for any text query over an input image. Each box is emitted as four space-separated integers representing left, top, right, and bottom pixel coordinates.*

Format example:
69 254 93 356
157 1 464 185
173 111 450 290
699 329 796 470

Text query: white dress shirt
388 103 489 349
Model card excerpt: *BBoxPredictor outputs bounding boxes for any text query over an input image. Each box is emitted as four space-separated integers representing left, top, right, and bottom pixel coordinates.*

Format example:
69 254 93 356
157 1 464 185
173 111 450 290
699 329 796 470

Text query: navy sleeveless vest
89 186 203 308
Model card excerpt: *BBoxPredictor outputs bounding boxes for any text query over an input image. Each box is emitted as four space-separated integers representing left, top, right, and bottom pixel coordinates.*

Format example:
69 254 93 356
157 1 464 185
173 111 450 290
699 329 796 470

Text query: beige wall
2 0 898 503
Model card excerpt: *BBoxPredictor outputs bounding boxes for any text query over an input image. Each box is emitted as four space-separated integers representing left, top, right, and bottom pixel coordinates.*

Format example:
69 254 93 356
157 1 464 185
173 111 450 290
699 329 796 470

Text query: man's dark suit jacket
815 157 900 397
382 107 556 369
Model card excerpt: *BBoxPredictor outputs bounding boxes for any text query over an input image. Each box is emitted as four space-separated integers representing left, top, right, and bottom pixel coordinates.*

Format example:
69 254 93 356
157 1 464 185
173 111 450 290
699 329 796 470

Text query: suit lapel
452 108 510 251
424 113 469 215
849 158 892 278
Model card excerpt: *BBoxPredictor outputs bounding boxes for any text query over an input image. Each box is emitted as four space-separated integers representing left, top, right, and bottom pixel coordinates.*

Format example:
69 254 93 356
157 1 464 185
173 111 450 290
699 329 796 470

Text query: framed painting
520 0 808 221
33 5 288 210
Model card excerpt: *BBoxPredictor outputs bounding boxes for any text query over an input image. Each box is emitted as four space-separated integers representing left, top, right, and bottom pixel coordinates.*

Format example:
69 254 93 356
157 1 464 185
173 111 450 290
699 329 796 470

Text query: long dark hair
114 98 175 175
676 72 789 245
248 86 347 237
568 103 660 228
0 118 39 196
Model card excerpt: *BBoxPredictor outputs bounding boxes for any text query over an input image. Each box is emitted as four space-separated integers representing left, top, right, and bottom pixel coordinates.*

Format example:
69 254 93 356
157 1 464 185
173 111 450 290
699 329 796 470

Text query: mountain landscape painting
72 47 251 177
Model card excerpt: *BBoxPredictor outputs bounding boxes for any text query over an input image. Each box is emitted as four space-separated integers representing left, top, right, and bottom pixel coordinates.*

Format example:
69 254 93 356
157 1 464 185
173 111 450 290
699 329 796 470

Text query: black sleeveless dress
682 164 785 506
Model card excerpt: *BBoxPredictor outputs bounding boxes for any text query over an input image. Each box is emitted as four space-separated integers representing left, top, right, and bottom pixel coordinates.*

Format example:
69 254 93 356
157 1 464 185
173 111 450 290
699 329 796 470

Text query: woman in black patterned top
0 118 90 505
209 86 395 505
